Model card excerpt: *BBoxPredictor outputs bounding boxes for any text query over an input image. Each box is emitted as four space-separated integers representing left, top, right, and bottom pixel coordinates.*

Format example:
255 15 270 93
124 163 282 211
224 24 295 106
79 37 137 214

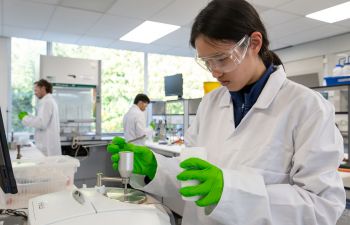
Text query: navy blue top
229 64 275 127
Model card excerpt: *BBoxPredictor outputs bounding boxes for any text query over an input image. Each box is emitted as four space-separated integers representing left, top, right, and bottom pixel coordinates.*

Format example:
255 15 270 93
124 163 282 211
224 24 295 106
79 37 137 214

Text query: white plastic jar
333 64 343 76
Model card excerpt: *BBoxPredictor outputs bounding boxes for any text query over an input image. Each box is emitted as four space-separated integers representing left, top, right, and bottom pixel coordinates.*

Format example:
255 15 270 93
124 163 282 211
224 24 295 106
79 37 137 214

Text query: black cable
0 208 28 220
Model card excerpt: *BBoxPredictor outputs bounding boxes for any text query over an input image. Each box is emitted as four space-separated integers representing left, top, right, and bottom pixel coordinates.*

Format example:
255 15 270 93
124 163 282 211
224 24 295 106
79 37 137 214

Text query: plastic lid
12 155 80 169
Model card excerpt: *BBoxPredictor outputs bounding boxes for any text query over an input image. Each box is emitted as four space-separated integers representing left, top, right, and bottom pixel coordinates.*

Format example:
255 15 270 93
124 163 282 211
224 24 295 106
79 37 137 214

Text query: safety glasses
195 35 250 73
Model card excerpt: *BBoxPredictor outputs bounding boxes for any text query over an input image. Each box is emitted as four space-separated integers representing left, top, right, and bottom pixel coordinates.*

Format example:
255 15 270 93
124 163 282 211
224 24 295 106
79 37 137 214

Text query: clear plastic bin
0 155 80 209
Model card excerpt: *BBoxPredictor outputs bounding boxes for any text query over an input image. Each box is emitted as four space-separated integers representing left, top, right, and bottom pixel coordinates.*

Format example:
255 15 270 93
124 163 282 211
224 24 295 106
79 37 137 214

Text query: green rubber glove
177 158 224 207
18 111 28 120
107 136 157 180
150 121 156 130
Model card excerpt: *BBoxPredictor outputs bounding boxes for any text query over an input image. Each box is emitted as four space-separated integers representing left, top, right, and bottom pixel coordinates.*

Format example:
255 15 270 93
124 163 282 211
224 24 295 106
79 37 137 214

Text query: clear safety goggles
195 35 250 73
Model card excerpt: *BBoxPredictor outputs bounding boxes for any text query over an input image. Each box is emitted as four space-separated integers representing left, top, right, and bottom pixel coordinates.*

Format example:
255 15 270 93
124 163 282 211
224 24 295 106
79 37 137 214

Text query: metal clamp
96 172 123 187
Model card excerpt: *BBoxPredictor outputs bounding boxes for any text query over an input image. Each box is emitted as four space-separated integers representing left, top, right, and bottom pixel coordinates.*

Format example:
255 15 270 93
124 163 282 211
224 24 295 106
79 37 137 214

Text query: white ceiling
1 0 350 57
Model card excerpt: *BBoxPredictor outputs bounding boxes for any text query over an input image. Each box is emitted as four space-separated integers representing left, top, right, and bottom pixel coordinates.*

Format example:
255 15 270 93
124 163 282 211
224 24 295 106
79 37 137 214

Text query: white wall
283 56 324 77
275 32 350 77
0 37 11 134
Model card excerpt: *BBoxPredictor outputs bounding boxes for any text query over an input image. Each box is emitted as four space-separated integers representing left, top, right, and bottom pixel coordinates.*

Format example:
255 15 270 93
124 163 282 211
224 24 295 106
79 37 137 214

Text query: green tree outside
11 38 46 132
11 38 215 133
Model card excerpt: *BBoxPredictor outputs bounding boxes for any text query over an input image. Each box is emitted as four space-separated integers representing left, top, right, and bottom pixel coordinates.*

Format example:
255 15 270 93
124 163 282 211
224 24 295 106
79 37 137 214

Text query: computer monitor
164 74 183 98
0 108 17 194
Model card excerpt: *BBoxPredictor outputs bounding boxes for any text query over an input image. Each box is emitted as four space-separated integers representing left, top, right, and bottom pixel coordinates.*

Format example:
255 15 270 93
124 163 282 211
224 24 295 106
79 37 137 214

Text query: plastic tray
324 76 350 86
0 155 80 209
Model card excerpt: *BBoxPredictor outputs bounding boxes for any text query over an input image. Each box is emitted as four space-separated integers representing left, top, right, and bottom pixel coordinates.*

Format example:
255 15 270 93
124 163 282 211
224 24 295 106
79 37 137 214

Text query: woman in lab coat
21 79 61 156
108 0 346 224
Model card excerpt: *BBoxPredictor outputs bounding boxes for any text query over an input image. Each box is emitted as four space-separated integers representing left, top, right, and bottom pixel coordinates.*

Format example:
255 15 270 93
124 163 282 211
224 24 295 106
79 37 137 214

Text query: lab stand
312 84 350 168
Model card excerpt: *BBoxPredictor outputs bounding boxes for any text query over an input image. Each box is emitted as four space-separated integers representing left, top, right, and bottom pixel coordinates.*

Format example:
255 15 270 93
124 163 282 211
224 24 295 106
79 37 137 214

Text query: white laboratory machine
28 151 173 225
28 187 172 225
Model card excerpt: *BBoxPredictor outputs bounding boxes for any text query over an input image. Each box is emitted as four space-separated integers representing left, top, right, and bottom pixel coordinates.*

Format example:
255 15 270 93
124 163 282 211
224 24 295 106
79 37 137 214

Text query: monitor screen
0 108 17 194
164 74 183 98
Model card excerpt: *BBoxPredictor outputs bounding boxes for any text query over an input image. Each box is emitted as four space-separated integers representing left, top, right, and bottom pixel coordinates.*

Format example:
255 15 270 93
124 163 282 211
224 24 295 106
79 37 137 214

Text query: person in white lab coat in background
107 0 346 224
123 93 153 145
18 79 61 156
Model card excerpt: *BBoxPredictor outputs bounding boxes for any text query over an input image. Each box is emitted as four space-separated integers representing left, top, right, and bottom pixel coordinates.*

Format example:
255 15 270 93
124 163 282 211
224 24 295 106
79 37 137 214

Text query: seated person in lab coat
107 1 346 224
19 79 61 156
123 94 152 145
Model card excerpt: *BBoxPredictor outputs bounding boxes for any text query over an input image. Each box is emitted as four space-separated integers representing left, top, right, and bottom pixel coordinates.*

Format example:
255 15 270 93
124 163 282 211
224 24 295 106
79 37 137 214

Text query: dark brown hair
190 0 282 66
134 93 150 104
34 79 53 94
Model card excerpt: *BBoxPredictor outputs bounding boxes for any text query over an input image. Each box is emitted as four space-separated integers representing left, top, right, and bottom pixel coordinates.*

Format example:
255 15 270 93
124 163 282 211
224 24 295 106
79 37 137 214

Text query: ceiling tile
3 0 55 29
60 0 117 13
85 15 142 39
76 36 114 48
21 0 61 4
154 27 191 48
260 9 299 28
42 31 81 44
267 17 324 40
335 18 350 29
139 44 172 54
1 0 350 57
247 0 293 9
0 0 3 35
165 46 195 57
107 0 173 20
252 4 270 14
269 39 290 50
278 0 349 16
151 0 207 26
3 25 44 40
47 6 102 35
108 40 147 51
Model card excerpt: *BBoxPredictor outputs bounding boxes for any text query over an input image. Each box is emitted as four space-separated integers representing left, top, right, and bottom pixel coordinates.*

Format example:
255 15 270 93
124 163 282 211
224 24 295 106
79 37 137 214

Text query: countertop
9 144 45 160
145 141 183 157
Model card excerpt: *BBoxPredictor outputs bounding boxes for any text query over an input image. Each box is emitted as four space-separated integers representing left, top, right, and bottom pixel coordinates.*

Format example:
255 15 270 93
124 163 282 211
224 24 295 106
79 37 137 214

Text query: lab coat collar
253 65 286 109
219 88 232 108
40 93 52 102
131 104 142 112
219 65 286 109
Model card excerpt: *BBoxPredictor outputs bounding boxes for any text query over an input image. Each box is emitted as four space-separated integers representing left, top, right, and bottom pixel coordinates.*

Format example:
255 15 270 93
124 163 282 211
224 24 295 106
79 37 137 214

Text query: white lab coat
22 94 61 156
131 66 346 225
123 104 152 145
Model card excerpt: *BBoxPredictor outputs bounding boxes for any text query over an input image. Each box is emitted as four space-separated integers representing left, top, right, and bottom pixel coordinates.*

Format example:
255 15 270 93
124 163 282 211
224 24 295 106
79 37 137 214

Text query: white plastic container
0 155 80 209
333 64 343 76
179 147 207 201
343 63 350 76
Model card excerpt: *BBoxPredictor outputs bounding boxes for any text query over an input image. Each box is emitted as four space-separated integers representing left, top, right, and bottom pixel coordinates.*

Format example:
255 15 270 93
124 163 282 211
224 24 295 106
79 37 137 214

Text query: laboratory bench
9 144 45 160
60 135 113 147
60 137 183 188
145 141 183 157
3 144 350 225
